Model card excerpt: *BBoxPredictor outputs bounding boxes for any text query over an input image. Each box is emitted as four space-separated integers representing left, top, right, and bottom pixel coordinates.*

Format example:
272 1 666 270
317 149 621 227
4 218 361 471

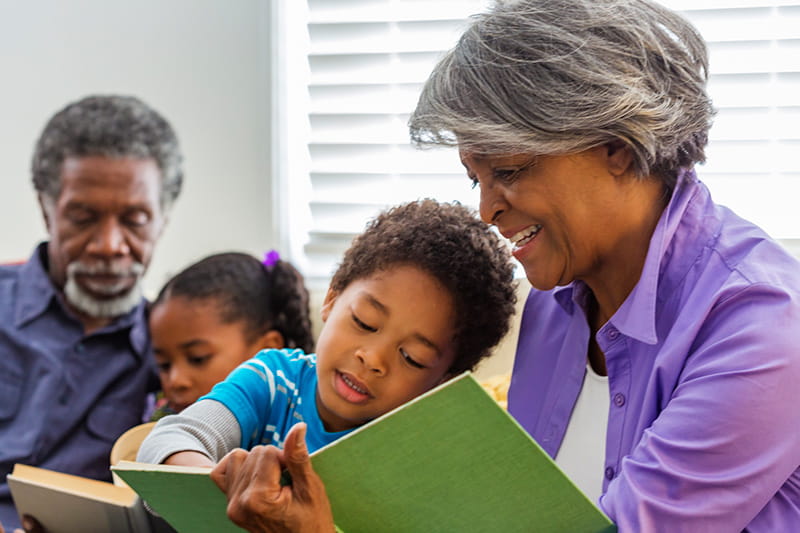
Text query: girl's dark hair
154 252 314 353
330 199 517 375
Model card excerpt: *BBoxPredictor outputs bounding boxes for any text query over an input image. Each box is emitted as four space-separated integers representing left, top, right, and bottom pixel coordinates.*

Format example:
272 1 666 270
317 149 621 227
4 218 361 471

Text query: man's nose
87 218 130 257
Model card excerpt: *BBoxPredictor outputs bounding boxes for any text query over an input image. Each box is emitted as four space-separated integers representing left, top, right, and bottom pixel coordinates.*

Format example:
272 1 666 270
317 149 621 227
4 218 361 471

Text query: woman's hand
210 423 336 533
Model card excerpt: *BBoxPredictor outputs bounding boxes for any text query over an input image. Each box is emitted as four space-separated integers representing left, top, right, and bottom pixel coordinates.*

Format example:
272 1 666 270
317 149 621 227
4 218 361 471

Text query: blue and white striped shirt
200 348 350 453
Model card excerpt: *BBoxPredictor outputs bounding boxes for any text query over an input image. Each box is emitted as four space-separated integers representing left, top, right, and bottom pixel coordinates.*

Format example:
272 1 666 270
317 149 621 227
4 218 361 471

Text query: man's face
41 155 165 318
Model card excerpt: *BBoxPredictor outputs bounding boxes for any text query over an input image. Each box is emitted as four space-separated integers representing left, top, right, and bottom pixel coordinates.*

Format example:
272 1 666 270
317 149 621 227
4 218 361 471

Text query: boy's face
315 265 457 432
149 296 281 413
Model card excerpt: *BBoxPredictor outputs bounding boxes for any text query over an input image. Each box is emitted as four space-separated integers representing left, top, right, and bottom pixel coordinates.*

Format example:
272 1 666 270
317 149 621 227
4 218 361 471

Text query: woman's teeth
510 225 541 247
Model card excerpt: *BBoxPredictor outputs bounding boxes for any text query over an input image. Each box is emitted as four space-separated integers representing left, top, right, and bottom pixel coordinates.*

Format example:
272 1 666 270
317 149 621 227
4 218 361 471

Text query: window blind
281 0 800 284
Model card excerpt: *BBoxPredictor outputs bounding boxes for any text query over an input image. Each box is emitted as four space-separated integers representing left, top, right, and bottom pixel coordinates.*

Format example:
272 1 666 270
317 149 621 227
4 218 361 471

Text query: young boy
137 199 516 465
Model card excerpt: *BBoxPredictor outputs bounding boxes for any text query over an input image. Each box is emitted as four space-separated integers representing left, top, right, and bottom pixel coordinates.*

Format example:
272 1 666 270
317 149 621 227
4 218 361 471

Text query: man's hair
154 252 315 354
330 199 517 375
32 94 183 210
409 0 715 189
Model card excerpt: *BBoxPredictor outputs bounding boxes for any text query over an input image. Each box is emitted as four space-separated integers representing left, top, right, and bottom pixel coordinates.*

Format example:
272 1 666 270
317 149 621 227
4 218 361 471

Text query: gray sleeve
136 399 243 465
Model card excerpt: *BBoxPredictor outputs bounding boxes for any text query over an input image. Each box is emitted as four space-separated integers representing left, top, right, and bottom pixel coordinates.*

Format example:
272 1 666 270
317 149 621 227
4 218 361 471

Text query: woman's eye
468 174 479 189
400 348 426 369
493 168 521 183
352 313 377 332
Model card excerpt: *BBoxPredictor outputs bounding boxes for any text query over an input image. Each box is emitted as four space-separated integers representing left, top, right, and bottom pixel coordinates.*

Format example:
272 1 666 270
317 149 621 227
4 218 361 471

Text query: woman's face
460 146 644 291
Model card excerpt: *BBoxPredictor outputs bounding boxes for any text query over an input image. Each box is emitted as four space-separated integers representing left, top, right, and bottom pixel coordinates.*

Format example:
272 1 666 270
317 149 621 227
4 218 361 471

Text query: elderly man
0 95 183 530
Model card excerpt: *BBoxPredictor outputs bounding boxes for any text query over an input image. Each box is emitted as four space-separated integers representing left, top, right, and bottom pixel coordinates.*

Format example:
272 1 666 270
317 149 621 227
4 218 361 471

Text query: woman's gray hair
32 94 184 210
409 0 715 187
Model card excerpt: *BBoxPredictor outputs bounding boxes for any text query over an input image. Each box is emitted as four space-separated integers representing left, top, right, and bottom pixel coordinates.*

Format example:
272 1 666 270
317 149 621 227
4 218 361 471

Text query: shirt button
607 328 619 340
605 466 615 480
613 393 626 407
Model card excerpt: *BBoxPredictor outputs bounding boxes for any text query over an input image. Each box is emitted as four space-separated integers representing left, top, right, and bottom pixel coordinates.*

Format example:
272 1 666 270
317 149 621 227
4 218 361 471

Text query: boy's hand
211 423 336 533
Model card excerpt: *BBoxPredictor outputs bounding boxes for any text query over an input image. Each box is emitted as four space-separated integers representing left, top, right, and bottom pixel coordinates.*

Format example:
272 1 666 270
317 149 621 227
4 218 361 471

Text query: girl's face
314 265 458 433
149 296 280 413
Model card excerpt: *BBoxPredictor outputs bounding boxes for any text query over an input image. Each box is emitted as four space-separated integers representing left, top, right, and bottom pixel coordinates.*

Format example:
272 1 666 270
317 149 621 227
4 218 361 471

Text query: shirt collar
15 242 150 359
552 168 700 345
14 242 59 328
610 168 699 344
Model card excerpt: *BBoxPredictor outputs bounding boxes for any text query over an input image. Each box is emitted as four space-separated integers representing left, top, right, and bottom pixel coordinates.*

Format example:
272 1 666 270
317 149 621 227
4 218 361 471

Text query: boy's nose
356 348 387 376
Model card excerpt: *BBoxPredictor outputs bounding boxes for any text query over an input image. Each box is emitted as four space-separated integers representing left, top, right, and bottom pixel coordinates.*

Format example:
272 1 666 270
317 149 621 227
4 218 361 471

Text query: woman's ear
605 141 635 177
320 288 339 323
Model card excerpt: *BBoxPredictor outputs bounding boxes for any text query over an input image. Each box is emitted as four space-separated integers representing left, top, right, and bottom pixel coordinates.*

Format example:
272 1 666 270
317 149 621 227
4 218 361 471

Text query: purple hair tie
263 249 281 269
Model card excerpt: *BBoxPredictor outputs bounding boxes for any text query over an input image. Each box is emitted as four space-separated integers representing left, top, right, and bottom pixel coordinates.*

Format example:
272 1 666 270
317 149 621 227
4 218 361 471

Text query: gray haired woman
410 0 800 531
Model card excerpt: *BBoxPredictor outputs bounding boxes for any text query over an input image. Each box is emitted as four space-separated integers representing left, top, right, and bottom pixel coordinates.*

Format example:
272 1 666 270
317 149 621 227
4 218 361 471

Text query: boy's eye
400 348 426 369
352 313 377 332
156 361 171 373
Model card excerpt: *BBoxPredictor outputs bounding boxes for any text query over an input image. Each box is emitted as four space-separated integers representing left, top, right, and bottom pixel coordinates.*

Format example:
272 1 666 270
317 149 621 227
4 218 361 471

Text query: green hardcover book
113 372 616 533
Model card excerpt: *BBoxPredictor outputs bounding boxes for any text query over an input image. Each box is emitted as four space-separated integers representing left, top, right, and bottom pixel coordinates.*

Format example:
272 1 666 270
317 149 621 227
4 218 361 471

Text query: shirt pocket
86 403 140 443
0 368 22 421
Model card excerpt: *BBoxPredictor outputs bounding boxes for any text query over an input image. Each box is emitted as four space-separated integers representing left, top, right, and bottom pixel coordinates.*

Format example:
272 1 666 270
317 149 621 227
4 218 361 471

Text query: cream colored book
7 464 152 533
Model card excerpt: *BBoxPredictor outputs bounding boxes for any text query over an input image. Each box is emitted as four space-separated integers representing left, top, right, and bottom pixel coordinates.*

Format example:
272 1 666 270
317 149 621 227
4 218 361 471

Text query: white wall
0 0 275 296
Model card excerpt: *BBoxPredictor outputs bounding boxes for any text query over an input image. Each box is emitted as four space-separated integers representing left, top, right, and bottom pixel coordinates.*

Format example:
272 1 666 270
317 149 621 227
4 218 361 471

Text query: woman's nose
478 181 506 225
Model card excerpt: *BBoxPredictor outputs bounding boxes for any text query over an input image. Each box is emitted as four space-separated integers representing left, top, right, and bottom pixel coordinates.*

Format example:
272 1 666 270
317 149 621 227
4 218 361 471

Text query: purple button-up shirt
0 244 158 530
509 170 800 532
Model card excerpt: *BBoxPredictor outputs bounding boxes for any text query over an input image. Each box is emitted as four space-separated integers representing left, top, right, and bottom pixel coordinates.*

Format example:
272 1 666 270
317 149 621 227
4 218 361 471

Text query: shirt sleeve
200 350 287 448
601 282 800 531
136 399 241 464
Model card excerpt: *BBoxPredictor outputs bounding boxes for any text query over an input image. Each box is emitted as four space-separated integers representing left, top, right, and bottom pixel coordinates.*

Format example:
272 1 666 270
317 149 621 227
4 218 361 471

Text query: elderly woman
201 1 800 532
408 0 800 531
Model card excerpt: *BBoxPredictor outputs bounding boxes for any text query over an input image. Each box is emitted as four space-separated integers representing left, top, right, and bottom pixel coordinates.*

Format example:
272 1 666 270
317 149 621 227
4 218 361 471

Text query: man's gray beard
64 262 145 318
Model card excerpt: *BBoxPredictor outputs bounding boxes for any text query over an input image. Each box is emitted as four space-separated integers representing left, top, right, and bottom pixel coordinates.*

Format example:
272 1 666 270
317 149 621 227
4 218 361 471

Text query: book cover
7 464 152 533
114 373 616 533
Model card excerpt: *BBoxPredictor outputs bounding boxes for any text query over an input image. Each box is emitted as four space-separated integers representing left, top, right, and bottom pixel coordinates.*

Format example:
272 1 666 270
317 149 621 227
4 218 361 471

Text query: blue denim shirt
0 243 157 529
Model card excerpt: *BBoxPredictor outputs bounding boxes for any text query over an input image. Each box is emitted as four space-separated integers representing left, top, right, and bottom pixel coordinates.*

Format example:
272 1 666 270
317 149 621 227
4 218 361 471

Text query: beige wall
307 278 531 381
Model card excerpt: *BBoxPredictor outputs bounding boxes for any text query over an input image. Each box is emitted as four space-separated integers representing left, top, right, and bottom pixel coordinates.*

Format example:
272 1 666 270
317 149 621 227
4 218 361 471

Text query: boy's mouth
335 370 372 403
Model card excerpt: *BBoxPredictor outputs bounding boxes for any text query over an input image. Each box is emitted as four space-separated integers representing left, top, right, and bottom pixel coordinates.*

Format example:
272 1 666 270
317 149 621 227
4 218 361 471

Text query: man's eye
400 348 426 369
67 211 95 225
124 211 151 227
352 313 377 332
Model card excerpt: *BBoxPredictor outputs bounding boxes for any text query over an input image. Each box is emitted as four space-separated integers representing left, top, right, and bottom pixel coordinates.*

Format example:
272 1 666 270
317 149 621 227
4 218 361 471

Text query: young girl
148 251 314 420
137 199 517 467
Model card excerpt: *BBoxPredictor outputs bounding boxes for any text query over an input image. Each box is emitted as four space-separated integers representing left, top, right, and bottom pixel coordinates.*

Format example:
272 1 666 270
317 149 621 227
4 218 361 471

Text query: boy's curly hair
154 252 314 353
330 199 517 375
